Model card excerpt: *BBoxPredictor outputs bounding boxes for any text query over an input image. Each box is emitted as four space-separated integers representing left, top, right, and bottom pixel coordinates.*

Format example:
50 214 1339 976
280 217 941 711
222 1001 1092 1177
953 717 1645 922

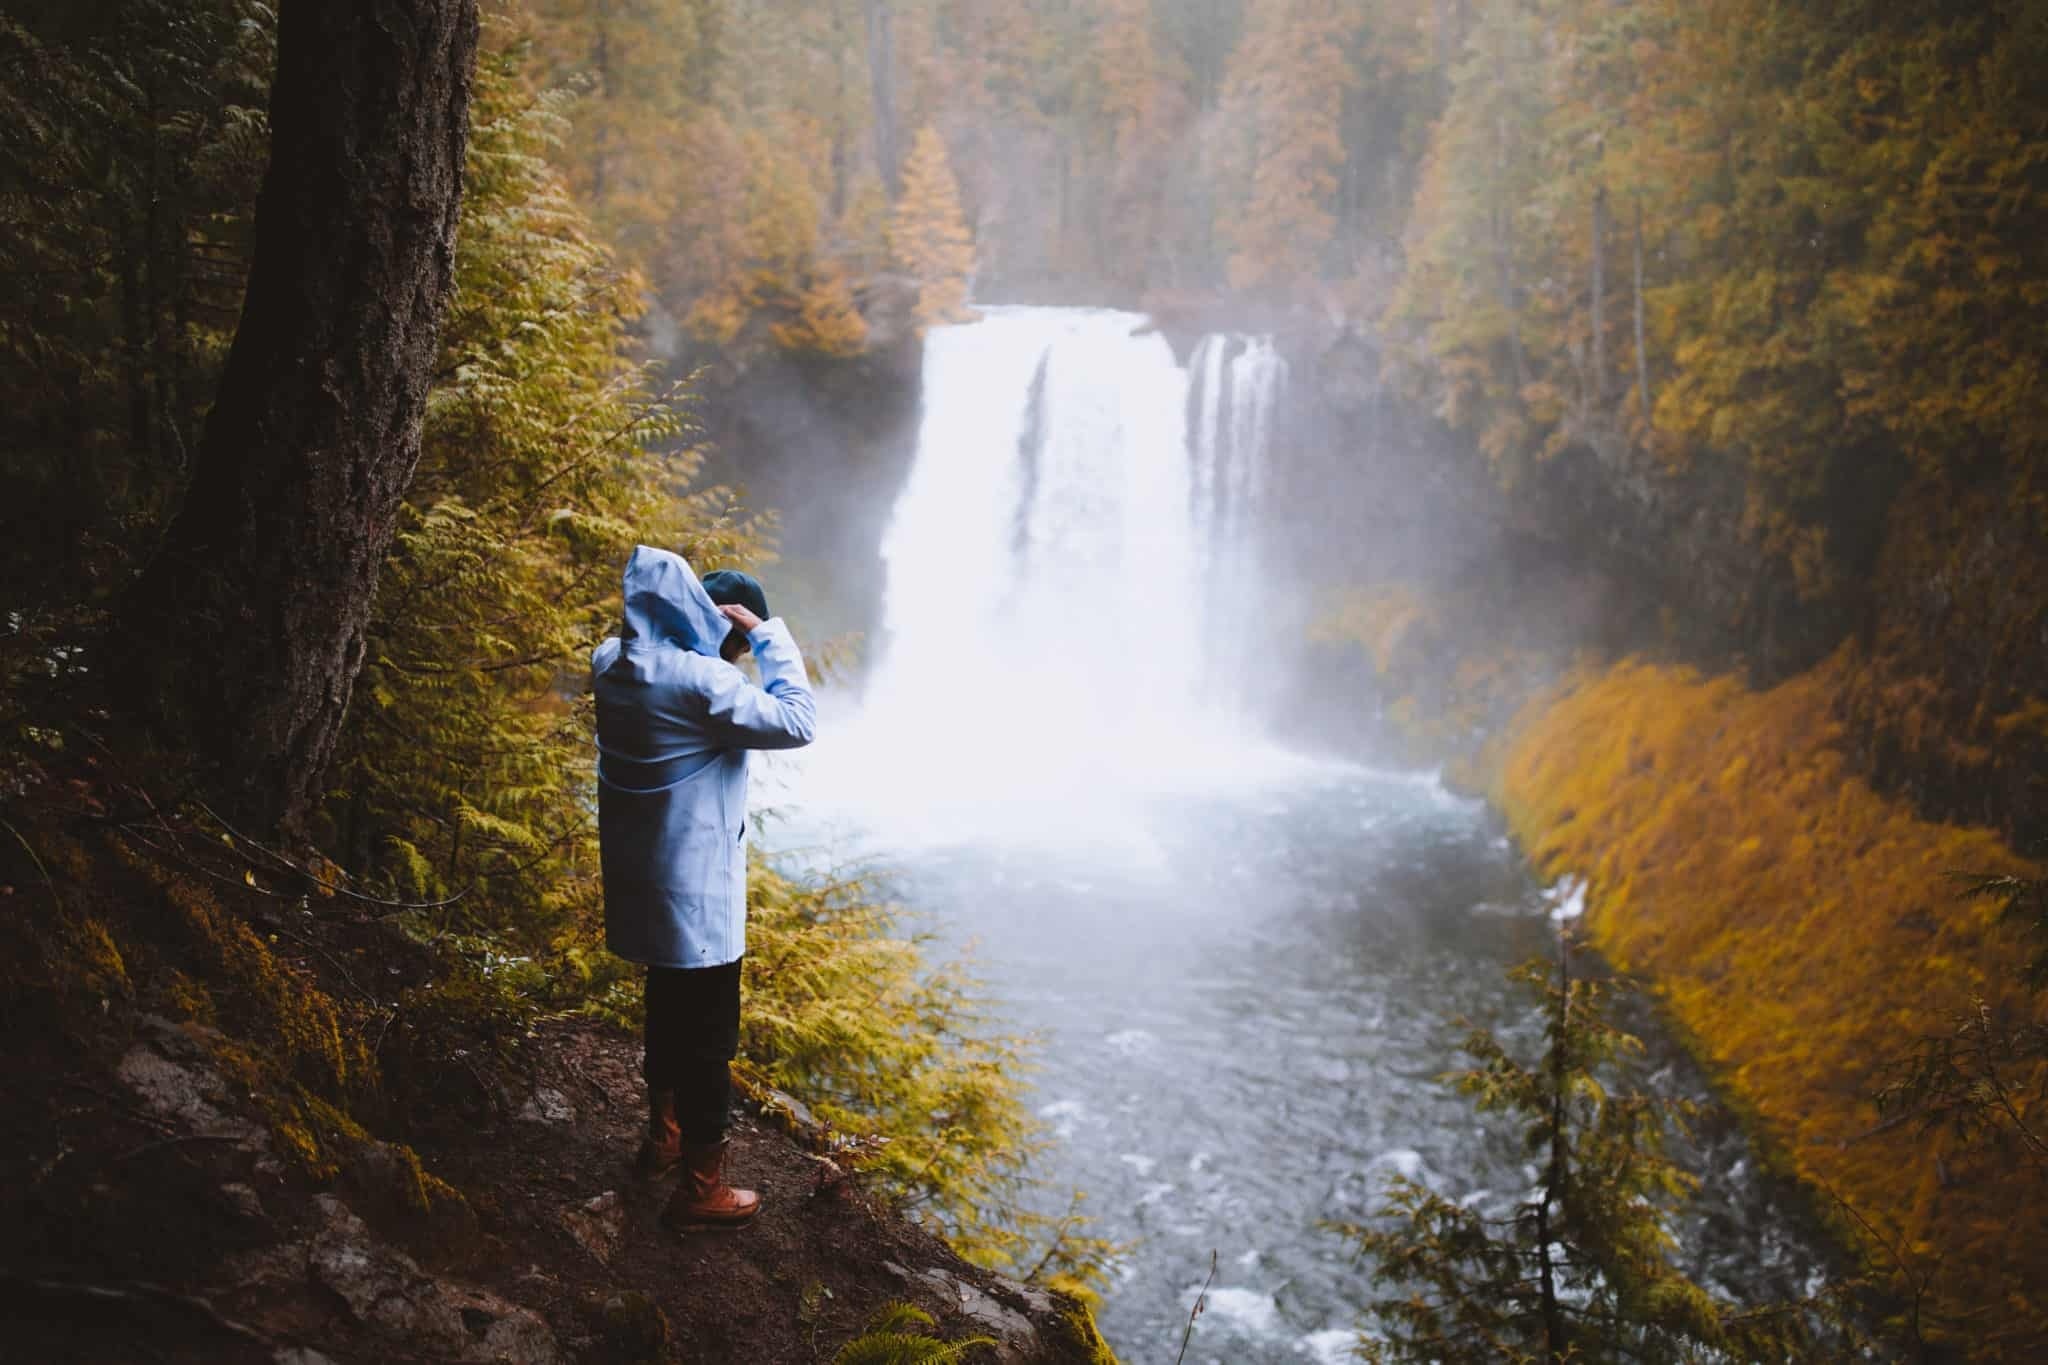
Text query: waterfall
804 306 1294 842
1187 333 1287 712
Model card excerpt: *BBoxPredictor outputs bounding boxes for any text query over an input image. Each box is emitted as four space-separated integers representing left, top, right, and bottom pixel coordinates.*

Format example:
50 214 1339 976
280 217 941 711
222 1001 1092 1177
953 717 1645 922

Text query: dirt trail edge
2 1005 1113 1365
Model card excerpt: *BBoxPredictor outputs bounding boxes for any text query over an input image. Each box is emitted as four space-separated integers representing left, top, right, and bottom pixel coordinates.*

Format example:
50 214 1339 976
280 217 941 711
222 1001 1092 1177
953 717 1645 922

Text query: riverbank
1487 654 2046 1359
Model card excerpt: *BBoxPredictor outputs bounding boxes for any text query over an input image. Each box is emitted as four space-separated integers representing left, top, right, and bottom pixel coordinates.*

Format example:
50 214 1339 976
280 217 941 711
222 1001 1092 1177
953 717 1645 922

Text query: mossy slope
1495 654 2048 1358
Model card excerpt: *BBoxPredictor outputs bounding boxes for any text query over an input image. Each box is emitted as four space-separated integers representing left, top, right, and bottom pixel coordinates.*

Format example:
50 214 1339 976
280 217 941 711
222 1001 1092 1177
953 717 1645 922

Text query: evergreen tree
1345 943 1861 1363
890 125 976 334
1384 0 1550 477
1880 874 2048 1163
0 0 271 608
685 123 871 356
1212 0 1361 293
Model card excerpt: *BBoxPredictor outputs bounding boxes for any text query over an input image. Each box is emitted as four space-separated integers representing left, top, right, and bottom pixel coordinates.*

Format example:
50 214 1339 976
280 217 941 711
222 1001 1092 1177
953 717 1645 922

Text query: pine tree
1345 942 1862 1362
1384 0 1549 476
1880 874 2048 1163
0 1 271 608
1212 0 1361 293
890 125 976 334
683 124 871 356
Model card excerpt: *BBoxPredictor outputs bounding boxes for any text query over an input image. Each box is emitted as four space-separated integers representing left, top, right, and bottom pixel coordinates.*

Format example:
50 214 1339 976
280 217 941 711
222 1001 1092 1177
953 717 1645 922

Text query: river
768 306 1840 1361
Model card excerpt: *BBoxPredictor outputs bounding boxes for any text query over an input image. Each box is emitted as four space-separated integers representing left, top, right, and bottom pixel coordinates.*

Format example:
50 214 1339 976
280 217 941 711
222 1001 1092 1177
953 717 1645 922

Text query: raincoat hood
592 544 817 970
615 545 730 662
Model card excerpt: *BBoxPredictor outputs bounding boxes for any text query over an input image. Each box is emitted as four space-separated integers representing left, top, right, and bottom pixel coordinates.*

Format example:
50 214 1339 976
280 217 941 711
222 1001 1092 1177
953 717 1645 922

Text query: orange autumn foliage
1496 655 2048 1359
889 125 976 335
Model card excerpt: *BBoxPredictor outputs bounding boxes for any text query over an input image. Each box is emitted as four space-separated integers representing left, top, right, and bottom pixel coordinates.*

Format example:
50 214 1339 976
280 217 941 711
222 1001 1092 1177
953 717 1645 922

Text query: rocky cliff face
690 333 925 660
1275 317 2043 853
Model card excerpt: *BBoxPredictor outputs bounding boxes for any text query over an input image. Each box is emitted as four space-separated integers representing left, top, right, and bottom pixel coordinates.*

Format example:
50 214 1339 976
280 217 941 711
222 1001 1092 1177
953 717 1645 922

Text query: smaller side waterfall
1186 334 1288 712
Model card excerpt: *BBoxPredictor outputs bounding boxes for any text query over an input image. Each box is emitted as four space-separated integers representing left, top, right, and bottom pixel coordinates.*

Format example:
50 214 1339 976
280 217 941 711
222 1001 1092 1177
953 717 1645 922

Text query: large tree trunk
1633 193 1652 422
124 0 481 839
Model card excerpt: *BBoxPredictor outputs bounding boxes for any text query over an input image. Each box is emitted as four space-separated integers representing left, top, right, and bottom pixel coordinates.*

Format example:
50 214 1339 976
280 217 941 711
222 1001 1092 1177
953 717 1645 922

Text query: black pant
643 958 742 1144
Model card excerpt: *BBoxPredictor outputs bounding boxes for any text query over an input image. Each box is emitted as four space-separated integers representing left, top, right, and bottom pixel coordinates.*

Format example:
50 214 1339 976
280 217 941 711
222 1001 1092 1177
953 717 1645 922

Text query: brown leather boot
663 1138 760 1230
634 1089 682 1178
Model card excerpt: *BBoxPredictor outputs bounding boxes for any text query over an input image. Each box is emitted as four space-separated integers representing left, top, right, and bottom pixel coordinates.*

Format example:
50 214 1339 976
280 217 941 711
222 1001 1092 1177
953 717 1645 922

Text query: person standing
591 545 816 1228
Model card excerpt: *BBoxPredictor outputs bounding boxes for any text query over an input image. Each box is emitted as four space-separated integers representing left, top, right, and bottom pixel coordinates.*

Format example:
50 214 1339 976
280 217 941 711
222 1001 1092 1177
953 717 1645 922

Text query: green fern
832 1301 994 1365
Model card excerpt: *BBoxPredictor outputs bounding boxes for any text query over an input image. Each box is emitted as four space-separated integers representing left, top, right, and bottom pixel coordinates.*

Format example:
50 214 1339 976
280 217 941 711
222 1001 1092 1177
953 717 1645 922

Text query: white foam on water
1545 874 1589 923
1299 1328 1362 1364
1105 1028 1158 1056
1137 1181 1177 1208
1369 1148 1431 1183
1037 1098 1090 1139
1196 1286 1280 1335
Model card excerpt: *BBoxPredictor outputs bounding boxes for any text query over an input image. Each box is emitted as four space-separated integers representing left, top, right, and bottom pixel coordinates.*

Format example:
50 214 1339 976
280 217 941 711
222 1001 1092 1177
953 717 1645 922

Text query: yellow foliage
890 126 976 335
135 854 368 1096
268 1089 373 1181
67 913 131 1001
164 969 217 1026
1213 0 1360 293
1496 655 2048 1357
770 259 869 358
681 124 872 356
1047 1294 1120 1365
1311 585 1436 677
1312 583 1570 761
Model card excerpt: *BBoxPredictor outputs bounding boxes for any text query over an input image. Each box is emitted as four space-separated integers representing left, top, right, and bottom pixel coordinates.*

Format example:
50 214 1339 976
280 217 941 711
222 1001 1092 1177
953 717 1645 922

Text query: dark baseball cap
700 568 769 621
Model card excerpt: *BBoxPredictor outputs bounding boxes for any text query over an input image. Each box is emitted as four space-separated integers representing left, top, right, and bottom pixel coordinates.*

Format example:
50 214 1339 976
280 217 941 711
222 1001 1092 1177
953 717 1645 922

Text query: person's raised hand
717 602 764 634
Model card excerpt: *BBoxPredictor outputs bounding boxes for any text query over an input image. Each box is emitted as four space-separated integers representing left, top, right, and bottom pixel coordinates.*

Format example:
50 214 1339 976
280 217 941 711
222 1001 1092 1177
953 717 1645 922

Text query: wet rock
916 1267 1044 1358
309 1195 468 1346
516 1087 575 1124
115 1044 262 1146
273 1350 338 1365
756 1085 817 1132
560 1190 626 1265
221 1240 310 1292
218 1182 265 1220
308 1196 558 1364
450 1291 559 1365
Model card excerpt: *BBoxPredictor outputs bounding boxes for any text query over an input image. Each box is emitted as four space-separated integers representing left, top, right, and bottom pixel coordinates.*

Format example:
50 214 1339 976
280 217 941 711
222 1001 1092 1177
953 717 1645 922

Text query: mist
7 0 2039 1359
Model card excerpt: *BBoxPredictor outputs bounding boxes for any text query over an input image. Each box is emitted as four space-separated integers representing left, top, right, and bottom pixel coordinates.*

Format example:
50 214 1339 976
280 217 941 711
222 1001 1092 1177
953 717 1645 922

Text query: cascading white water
795 305 1300 847
1187 332 1287 712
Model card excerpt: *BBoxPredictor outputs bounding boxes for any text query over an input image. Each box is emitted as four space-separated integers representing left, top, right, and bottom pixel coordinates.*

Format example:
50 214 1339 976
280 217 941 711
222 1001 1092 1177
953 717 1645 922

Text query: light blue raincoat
592 546 817 967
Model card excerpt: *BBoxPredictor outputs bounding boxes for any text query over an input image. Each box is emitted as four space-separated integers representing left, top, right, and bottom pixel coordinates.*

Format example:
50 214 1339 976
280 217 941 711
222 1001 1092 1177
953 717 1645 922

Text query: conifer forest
1 1 2044 1362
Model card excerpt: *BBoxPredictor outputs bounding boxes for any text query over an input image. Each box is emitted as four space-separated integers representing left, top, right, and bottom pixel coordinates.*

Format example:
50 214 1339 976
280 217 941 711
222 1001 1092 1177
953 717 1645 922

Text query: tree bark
1590 181 1607 406
1492 99 1526 389
1634 192 1652 422
124 0 481 839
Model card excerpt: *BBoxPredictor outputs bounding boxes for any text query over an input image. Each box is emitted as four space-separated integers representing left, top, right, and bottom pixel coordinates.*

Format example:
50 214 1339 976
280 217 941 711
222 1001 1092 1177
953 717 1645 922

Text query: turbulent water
776 307 1838 1361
